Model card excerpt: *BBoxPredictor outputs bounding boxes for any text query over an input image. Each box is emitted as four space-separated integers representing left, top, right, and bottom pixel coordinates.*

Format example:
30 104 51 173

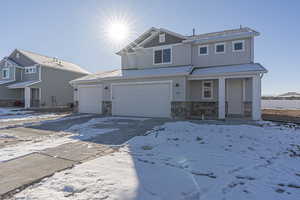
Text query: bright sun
107 22 130 43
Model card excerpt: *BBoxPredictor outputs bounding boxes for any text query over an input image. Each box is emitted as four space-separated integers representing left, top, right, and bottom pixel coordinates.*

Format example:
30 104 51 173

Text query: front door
30 88 40 107
227 79 243 116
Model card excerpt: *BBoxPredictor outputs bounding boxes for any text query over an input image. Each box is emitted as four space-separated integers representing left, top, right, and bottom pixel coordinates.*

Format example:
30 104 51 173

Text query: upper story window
232 40 245 52
154 47 171 64
25 66 37 74
159 33 166 43
215 43 226 54
198 45 209 56
202 80 213 99
2 68 9 79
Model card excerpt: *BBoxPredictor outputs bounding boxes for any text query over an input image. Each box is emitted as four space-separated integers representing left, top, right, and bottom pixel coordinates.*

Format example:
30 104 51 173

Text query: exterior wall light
175 83 180 87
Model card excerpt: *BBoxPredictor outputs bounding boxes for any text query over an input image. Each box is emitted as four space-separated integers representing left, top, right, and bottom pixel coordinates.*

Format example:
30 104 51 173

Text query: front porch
171 74 262 120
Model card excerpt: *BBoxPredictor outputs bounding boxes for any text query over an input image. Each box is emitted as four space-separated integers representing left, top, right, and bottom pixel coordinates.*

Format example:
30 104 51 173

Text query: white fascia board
158 28 187 39
183 32 258 45
188 71 263 80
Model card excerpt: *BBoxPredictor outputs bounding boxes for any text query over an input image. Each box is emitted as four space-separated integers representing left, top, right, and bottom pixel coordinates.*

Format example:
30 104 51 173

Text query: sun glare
100 11 136 49
107 21 130 42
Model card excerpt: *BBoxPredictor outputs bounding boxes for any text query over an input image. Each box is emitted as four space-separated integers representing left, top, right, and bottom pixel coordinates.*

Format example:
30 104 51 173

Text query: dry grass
262 109 300 124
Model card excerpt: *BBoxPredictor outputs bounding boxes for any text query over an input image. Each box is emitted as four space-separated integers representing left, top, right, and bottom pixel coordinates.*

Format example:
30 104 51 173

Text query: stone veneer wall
190 102 218 119
102 101 112 115
171 101 218 119
243 101 252 117
171 101 191 119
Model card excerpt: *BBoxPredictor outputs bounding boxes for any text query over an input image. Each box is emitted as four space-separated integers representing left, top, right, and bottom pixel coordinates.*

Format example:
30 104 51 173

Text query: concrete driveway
0 115 169 198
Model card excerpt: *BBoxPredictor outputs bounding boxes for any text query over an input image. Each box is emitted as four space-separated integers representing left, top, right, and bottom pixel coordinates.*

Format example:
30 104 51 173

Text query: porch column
252 75 261 120
24 87 31 109
218 77 225 119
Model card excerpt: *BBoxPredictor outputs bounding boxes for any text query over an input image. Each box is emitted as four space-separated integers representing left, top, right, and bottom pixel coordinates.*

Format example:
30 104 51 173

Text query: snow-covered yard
11 121 300 200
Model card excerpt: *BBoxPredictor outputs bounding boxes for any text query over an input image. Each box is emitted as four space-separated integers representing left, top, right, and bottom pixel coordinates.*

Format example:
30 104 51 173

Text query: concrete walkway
0 116 168 199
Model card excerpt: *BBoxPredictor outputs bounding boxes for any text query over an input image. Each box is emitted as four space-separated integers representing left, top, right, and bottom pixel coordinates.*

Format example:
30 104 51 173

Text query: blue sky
1 0 299 95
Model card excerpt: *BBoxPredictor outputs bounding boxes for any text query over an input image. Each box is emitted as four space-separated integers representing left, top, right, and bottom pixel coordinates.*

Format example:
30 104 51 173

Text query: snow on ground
0 136 75 162
65 117 119 140
0 107 32 116
13 121 300 200
0 117 120 162
0 113 62 122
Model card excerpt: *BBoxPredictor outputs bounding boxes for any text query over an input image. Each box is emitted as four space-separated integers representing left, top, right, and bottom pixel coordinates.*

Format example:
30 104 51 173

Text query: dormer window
25 66 37 74
215 43 226 54
154 47 171 64
159 33 166 43
232 40 244 52
2 68 9 79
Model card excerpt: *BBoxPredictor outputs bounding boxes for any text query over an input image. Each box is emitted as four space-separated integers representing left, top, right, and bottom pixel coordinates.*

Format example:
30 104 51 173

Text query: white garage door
112 81 172 118
78 85 102 114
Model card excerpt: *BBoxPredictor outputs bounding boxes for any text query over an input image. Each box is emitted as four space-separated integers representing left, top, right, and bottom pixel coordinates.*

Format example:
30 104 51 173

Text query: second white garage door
78 85 102 114
112 81 172 118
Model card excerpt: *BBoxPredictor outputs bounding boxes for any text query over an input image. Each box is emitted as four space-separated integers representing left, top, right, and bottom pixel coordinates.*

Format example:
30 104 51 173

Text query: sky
0 0 299 95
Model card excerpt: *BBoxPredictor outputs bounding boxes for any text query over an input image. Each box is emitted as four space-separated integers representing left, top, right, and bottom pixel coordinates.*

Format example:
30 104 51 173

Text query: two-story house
71 27 267 120
0 49 89 108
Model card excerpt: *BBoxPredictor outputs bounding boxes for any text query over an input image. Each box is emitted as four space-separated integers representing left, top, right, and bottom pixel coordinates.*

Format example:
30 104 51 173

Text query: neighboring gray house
71 27 267 120
0 49 89 108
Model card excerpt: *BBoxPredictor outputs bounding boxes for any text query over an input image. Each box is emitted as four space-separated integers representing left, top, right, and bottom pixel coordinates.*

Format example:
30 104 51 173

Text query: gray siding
122 43 192 69
22 66 41 81
34 66 86 107
143 32 184 48
188 79 219 101
191 38 252 67
9 50 35 67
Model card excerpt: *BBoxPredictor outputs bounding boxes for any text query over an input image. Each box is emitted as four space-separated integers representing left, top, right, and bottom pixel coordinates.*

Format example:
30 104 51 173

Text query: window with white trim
154 48 171 64
198 45 208 56
215 43 225 54
202 80 213 99
159 33 166 43
25 66 37 74
232 40 244 52
2 68 9 79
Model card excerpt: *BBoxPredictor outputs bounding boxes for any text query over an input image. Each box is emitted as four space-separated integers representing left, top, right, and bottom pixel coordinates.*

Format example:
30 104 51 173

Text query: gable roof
117 26 259 55
117 27 186 55
13 49 90 74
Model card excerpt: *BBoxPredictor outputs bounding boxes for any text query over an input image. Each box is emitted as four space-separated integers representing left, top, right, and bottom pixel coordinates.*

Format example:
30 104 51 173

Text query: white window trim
198 45 209 56
153 46 172 65
232 40 245 52
24 66 37 74
202 80 213 99
159 33 166 43
215 42 226 54
2 68 9 79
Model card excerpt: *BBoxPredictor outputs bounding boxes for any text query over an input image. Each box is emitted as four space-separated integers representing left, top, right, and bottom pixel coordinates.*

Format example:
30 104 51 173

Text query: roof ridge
187 27 256 38
17 49 78 65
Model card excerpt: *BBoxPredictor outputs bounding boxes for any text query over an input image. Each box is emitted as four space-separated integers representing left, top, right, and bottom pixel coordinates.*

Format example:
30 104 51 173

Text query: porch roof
0 80 15 85
7 80 41 89
191 63 267 77
71 65 193 84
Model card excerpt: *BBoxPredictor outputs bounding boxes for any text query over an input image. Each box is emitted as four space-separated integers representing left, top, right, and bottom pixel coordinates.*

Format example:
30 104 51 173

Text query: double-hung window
198 45 208 56
2 68 9 79
25 66 37 74
232 40 245 52
215 43 226 54
202 80 213 99
154 47 171 64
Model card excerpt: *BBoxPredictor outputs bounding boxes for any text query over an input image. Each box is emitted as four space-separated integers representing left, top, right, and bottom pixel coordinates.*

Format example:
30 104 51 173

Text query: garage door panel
112 82 171 118
78 85 102 114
